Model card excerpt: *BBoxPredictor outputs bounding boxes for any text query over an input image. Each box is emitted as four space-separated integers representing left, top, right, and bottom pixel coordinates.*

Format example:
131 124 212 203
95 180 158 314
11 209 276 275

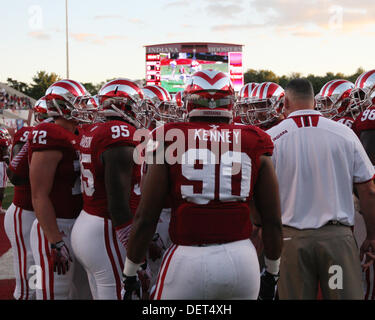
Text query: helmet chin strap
110 104 141 129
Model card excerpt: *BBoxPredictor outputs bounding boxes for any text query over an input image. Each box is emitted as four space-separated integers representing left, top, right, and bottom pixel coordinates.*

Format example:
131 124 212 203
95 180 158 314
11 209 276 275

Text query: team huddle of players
2 68 375 300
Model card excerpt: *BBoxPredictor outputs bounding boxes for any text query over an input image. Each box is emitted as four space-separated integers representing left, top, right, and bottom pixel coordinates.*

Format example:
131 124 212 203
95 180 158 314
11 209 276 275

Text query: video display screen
159 52 228 93
145 46 243 93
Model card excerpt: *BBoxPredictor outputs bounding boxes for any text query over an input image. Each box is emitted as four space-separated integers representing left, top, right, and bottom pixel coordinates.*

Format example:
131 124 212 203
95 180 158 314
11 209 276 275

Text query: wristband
51 240 65 250
264 257 280 275
123 258 142 277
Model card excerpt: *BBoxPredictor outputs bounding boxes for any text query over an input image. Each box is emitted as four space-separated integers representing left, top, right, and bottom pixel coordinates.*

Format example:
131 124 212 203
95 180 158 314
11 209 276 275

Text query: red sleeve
28 123 74 153
12 127 32 146
95 121 138 160
250 126 274 157
9 141 29 178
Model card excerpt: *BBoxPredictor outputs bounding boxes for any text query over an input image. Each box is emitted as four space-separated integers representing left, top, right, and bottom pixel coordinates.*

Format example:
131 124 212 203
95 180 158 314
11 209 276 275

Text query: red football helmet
238 83 259 102
33 96 49 123
0 127 12 142
350 70 375 116
246 82 284 126
183 69 235 119
44 79 89 120
97 78 146 128
0 127 11 147
235 82 259 124
315 80 354 119
143 85 177 125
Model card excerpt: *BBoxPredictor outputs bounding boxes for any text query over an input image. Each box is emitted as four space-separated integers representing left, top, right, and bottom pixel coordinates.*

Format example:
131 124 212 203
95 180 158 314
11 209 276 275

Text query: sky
1 0 375 85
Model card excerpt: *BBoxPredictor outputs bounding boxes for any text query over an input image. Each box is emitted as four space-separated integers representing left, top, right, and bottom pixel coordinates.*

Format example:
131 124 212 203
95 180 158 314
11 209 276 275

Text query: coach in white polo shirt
267 78 375 300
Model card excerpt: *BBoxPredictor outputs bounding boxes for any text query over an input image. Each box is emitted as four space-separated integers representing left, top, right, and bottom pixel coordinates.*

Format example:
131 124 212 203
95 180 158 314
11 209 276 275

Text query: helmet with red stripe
238 83 259 102
246 82 284 126
143 85 177 124
97 78 146 128
0 127 11 145
315 80 354 119
33 96 50 123
350 69 375 115
183 69 235 120
44 79 89 120
235 82 259 124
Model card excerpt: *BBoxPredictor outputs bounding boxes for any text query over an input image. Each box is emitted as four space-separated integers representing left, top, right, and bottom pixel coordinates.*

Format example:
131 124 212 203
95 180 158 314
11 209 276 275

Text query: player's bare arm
126 163 169 264
30 149 63 244
355 180 375 270
253 155 283 260
102 145 135 227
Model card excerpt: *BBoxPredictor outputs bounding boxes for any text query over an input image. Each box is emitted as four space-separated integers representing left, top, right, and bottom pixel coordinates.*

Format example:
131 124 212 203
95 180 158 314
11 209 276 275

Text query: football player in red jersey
4 96 54 300
28 80 89 300
143 85 178 129
315 79 356 128
350 70 375 299
122 69 283 300
0 127 11 213
70 78 150 300
4 122 34 300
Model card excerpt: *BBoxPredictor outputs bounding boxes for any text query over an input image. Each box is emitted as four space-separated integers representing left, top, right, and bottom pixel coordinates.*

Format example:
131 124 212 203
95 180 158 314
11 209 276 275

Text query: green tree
27 71 61 100
82 82 102 95
244 69 279 84
6 78 29 94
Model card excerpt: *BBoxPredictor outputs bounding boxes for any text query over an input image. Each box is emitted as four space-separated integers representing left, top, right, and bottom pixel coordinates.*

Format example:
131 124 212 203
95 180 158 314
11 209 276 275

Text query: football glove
258 269 279 300
50 240 73 275
122 274 142 300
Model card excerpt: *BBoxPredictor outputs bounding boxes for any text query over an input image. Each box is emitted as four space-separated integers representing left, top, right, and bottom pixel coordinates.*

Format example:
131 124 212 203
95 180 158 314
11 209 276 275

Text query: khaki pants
278 224 364 300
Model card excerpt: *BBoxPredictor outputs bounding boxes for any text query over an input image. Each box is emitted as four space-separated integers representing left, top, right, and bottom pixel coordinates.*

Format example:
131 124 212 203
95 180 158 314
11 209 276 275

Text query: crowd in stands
0 88 32 110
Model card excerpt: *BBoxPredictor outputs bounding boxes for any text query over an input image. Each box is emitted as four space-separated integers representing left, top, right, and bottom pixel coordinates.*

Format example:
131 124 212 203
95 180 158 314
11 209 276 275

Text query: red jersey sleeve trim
354 174 375 185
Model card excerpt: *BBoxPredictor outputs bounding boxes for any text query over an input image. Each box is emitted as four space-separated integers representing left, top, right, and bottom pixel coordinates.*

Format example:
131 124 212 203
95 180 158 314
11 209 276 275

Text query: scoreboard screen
145 44 243 93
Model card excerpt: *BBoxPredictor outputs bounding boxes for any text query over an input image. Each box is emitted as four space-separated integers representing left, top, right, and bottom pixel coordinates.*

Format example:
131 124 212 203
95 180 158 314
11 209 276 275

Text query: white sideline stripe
0 249 15 280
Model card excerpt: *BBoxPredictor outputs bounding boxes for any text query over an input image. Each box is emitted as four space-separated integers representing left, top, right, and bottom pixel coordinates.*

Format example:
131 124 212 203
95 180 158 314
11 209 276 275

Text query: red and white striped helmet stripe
320 80 354 98
45 79 87 97
143 85 171 103
239 83 258 99
355 70 375 89
186 69 233 92
250 82 284 100
99 78 144 101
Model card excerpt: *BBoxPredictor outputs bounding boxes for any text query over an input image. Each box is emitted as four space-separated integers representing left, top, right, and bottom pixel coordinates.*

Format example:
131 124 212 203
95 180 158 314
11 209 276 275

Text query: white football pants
4 203 36 300
70 210 126 300
151 239 260 300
